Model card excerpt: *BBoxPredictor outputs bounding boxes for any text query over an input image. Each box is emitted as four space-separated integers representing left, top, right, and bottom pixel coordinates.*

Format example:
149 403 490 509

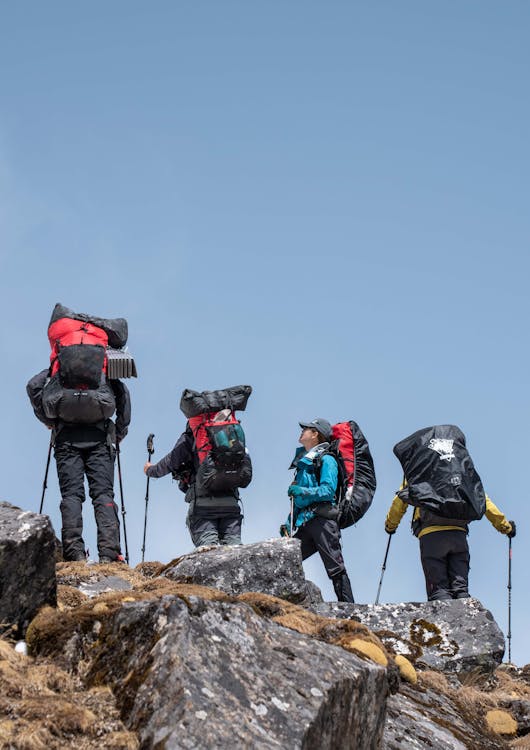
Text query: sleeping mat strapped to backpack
181 386 253 494
42 303 128 423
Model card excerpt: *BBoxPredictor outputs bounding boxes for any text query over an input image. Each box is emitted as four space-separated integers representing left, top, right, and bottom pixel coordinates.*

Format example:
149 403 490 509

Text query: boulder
162 538 322 605
33 594 388 749
0 501 56 637
383 682 506 750
312 598 504 676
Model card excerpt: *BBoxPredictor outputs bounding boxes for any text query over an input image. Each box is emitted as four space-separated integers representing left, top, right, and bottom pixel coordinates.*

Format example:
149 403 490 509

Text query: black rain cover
49 303 128 348
180 385 252 417
338 420 377 529
393 424 486 521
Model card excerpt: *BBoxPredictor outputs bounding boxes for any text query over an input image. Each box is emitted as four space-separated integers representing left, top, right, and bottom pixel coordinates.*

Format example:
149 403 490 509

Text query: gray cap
299 418 332 441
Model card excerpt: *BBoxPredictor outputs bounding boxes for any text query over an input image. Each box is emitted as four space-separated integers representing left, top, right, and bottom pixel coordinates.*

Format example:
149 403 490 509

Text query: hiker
284 418 355 603
385 424 516 601
27 304 132 563
144 385 252 547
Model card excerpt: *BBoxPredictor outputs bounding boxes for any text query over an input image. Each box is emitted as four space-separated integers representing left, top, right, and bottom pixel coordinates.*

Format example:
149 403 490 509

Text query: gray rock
312 598 504 676
0 501 56 637
163 538 315 604
500 698 530 735
30 591 388 748
303 579 324 607
82 595 388 749
383 683 505 750
78 575 133 598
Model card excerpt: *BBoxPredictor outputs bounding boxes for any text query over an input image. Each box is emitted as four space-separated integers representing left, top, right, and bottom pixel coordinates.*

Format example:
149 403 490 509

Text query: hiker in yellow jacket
384 488 516 601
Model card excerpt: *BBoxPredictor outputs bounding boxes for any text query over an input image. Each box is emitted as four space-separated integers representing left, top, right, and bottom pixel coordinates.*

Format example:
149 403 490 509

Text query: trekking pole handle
147 433 155 458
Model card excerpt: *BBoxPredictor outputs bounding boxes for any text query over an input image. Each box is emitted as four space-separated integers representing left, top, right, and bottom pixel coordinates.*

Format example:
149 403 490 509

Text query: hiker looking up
27 303 133 564
285 418 354 603
144 385 252 548
385 424 516 601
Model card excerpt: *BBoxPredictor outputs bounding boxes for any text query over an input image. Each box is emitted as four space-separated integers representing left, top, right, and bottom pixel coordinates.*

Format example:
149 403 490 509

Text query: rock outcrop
29 593 388 749
162 538 322 605
383 680 506 750
0 501 56 637
313 598 505 676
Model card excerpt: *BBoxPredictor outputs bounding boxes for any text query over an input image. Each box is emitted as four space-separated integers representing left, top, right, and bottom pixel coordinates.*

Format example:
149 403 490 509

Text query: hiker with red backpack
27 304 133 564
283 417 377 603
144 385 252 548
384 425 516 601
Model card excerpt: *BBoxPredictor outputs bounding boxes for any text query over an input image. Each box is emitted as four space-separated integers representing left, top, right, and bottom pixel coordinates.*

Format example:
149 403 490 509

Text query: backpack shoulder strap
313 443 344 498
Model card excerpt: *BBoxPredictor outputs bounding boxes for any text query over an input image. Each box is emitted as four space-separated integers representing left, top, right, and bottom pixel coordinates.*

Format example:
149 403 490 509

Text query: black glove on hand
507 521 516 539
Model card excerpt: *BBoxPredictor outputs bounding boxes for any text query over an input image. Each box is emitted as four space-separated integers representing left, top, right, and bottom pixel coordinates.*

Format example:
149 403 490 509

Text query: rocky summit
1 500 530 749
313 598 505 677
0 501 56 638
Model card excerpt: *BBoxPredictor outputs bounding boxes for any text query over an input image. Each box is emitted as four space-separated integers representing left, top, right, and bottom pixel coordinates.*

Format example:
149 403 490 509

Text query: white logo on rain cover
428 438 455 462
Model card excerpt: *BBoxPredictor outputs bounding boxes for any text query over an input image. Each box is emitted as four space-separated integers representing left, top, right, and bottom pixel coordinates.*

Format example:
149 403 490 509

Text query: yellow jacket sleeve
385 494 409 532
485 495 512 535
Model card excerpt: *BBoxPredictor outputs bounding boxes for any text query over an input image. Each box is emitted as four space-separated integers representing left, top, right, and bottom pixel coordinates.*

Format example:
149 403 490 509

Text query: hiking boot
67 551 86 562
99 554 126 564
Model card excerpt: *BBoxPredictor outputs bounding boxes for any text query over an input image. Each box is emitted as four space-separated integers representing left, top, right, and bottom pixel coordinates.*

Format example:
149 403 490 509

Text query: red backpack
48 317 108 388
180 386 253 495
188 409 250 493
41 304 128 424
314 421 376 528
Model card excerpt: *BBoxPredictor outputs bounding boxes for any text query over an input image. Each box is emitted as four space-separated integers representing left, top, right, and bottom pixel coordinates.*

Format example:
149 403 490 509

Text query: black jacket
26 369 131 443
146 426 252 508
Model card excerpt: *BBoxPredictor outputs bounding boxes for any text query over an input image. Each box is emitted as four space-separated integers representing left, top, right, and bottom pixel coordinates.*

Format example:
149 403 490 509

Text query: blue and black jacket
287 443 338 530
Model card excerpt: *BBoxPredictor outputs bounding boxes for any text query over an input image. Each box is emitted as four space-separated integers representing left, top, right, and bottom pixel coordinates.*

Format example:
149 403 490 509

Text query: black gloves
507 521 516 539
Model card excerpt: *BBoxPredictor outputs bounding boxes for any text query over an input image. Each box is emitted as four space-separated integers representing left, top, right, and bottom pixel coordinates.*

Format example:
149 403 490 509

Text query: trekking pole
507 536 512 663
375 534 393 605
141 433 155 563
115 443 130 565
38 434 54 514
289 495 295 538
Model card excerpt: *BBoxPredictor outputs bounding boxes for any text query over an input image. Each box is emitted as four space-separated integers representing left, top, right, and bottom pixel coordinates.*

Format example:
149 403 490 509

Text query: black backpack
180 386 253 495
393 424 486 521
314 421 376 529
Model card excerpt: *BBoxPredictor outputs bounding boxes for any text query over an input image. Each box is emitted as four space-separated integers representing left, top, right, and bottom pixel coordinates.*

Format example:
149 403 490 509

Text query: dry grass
0 637 139 749
511 737 530 748
237 591 390 660
16 560 530 748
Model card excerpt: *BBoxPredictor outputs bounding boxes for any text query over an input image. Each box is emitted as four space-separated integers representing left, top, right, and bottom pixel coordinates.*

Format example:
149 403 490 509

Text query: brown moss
237 592 389 660
418 669 451 694
133 561 164 578
104 731 140 749
344 639 388 666
485 709 517 736
394 654 417 684
373 628 423 661
409 618 459 657
57 584 87 610
510 736 530 748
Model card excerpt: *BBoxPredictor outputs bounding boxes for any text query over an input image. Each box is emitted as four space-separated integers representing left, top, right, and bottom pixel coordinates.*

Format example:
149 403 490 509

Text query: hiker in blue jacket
284 418 354 602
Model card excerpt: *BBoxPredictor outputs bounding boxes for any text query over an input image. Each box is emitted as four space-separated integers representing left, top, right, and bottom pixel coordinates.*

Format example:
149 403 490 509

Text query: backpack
180 386 253 494
41 304 128 424
393 424 486 522
314 421 377 529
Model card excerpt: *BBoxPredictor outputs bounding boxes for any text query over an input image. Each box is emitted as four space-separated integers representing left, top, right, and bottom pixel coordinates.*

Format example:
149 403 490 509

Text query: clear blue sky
1 3 528 662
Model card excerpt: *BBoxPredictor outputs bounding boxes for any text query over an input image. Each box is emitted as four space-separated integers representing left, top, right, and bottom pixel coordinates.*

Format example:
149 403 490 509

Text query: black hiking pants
54 441 120 561
419 529 470 601
295 517 354 601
